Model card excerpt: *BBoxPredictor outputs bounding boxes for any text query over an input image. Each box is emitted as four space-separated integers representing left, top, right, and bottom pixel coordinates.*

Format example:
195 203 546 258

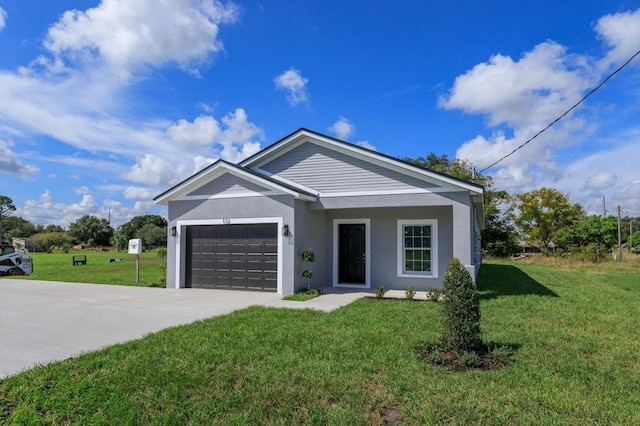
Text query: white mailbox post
128 239 142 283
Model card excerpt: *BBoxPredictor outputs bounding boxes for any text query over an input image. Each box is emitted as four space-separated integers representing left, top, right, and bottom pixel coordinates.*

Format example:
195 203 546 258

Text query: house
153 128 484 295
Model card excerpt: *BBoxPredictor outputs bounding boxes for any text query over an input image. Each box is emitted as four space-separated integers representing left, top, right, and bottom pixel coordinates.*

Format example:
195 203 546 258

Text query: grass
283 287 324 301
9 249 166 287
1 260 639 424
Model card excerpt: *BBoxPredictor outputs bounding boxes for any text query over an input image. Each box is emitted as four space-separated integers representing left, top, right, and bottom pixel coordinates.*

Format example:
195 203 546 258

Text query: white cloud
0 138 39 178
74 186 92 195
274 68 309 106
123 154 184 186
443 7 640 213
440 41 591 129
356 141 377 151
19 191 99 226
0 6 7 31
596 9 640 70
167 115 222 149
329 116 354 140
17 190 154 228
167 108 264 165
123 186 156 201
44 0 239 79
584 171 617 191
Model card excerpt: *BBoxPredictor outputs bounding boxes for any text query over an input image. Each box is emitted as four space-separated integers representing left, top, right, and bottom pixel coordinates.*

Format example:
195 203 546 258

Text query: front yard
1 260 638 424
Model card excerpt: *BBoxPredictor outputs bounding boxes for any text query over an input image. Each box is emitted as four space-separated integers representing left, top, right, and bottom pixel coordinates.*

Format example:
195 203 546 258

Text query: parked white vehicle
0 245 33 276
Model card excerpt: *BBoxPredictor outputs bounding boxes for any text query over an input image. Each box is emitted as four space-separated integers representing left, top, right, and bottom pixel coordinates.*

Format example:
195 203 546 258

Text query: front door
338 223 366 284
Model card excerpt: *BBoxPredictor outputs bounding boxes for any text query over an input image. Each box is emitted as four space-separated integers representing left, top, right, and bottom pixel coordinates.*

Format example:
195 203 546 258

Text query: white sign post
128 239 142 283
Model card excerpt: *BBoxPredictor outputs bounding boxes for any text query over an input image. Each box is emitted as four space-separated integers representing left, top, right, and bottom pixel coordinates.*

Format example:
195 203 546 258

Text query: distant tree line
0 196 167 253
404 154 639 261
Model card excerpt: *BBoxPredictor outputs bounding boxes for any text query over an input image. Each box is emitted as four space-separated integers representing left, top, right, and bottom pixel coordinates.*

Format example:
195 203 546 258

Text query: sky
1 0 639 228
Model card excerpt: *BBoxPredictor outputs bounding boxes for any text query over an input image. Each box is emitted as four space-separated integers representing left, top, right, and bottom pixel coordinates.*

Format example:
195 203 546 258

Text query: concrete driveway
0 279 365 379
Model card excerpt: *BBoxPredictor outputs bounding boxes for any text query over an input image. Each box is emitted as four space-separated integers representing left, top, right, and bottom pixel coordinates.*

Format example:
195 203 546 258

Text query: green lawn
1 260 639 424
12 249 166 287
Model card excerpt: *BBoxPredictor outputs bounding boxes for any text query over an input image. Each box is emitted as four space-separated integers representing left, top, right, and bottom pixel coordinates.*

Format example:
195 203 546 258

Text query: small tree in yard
441 258 482 352
301 249 316 289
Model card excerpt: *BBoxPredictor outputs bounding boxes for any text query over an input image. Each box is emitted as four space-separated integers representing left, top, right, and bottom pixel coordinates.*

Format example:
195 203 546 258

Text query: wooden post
136 254 140 283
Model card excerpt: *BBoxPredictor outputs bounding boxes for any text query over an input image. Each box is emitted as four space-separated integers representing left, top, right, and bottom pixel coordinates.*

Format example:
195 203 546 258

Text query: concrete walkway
0 279 366 379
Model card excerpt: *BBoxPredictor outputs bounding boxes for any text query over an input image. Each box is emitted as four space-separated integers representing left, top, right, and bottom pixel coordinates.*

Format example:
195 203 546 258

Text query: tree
482 190 519 257
404 153 518 257
116 215 167 250
1 216 37 242
0 195 17 243
441 258 482 352
554 215 618 262
630 231 640 252
68 215 114 247
403 153 491 188
136 223 167 249
31 232 74 253
554 215 618 249
42 224 65 233
510 187 583 253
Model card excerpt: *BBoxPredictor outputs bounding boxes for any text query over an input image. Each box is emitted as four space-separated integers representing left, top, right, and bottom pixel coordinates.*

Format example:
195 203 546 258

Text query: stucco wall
321 206 453 291
166 195 297 294
293 201 328 293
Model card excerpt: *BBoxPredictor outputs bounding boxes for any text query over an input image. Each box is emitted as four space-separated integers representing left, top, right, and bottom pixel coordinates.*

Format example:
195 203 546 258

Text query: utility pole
617 205 623 261
603 196 606 217
631 216 634 255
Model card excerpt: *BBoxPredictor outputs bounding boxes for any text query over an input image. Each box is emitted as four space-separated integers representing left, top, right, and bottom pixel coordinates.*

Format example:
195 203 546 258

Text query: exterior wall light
282 224 290 236
170 226 177 237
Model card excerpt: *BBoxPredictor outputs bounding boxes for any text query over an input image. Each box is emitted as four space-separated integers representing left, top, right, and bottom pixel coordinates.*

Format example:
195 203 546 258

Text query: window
397 219 438 278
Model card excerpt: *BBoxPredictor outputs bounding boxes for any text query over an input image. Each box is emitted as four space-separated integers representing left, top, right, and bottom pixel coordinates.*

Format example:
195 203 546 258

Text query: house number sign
223 218 231 224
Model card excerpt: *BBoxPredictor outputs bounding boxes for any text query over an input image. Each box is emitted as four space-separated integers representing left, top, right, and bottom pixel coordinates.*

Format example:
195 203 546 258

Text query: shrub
376 285 386 299
459 350 481 368
441 258 482 352
489 345 514 364
429 347 445 365
405 286 416 300
427 287 443 302
301 249 316 288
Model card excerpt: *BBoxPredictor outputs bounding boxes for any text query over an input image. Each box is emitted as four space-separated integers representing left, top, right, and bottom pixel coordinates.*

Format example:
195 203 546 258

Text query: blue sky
1 0 639 227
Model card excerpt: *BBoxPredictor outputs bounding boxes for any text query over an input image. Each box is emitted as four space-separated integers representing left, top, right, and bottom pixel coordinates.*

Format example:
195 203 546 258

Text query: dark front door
338 223 366 284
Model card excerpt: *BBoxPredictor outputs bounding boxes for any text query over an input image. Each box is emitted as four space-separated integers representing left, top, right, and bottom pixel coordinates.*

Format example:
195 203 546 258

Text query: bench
72 255 87 266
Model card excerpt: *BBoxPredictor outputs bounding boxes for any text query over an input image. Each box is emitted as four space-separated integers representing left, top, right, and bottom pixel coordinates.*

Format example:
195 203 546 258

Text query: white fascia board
155 161 314 204
242 129 483 195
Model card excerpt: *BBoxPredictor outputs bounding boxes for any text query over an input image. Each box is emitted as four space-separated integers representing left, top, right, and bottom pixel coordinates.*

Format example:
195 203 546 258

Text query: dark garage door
186 224 278 291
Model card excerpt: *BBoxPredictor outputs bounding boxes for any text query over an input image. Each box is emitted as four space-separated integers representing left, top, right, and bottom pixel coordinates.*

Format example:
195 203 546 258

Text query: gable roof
153 159 316 205
240 128 484 195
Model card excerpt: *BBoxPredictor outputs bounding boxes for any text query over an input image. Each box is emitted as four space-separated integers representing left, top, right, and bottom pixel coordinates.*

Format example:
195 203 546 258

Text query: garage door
186 224 278 291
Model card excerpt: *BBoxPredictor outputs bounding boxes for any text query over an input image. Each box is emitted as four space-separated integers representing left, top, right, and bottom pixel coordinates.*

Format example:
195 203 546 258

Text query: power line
479 48 640 173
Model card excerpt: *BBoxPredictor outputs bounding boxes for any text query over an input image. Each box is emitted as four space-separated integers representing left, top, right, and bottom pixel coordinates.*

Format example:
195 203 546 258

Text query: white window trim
397 219 438 279
332 218 371 288
174 217 283 294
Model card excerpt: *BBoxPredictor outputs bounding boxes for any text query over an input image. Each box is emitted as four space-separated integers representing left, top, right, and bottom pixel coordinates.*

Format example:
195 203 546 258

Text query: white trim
174 217 284 294
397 219 438 279
318 187 464 198
332 218 371 288
154 161 314 205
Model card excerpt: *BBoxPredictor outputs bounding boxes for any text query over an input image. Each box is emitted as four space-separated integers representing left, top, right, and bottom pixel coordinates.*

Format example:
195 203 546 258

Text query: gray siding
260 141 438 193
187 172 266 196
